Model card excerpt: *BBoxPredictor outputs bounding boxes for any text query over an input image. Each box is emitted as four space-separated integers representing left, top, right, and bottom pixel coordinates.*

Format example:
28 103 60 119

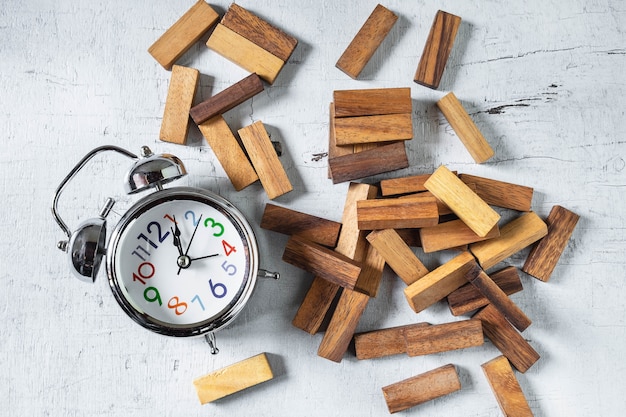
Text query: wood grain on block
382 364 461 414
380 173 433 196
148 1 219 70
291 276 340 334
366 229 429 286
329 141 409 184
473 305 540 373
404 319 483 356
404 251 477 313
334 113 413 145
190 73 264 125
414 10 461 89
356 196 439 230
354 243 386 297
470 212 548 270
448 266 523 316
333 87 411 118
260 203 341 247
459 173 534 212
335 4 398 79
425 165 500 237
523 205 580 282
238 120 292 199
482 356 534 417
420 219 499 253
159 65 199 145
193 353 273 404
399 190 458 216
220 3 298 62
437 92 494 163
328 102 352 178
197 116 258 191
354 323 430 360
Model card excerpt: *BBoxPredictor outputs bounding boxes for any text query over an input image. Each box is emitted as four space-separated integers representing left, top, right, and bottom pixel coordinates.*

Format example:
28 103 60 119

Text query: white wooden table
1 0 625 415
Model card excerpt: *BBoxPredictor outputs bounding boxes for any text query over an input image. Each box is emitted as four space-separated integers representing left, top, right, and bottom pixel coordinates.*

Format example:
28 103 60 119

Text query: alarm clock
52 145 278 353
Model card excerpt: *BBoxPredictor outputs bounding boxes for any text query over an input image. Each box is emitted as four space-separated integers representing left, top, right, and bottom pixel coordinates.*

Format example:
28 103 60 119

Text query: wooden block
148 1 219 70
395 228 422 248
399 190 459 216
238 120 292 199
380 173 432 196
366 229 429 286
260 203 341 247
467 266 531 332
291 276 340 335
329 141 409 184
336 4 398 79
437 92 494 163
473 304 540 373
482 356 534 417
356 196 439 230
414 10 461 90
354 323 430 360
190 73 264 125
420 219 499 253
382 364 461 414
448 266 523 316
459 173 534 212
470 212 548 270
193 353 273 404
221 3 298 62
206 24 285 85
354 243 386 297
523 205 580 282
197 116 258 191
159 65 199 145
333 87 411 118
404 251 477 313
424 165 500 237
334 113 413 146
404 319 483 356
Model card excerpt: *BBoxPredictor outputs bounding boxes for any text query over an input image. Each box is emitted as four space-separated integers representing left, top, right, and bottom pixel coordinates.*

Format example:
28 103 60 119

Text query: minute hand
177 214 203 275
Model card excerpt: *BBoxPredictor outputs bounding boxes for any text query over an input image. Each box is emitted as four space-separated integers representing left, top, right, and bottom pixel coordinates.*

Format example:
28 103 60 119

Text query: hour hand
171 220 184 257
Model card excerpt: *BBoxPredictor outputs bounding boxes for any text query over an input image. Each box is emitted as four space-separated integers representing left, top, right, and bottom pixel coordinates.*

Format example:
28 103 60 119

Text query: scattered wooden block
159 65 199 145
329 141 409 184
356 196 439 230
333 88 411 118
470 212 548 270
425 165 500 237
197 115 259 191
354 322 430 360
523 205 580 282
354 243 386 297
334 113 414 145
193 353 273 404
382 364 461 414
404 319 483 356
414 10 461 89
260 203 342 247
148 1 219 70
420 219 500 253
237 120 293 199
380 173 433 196
190 73 264 125
437 92 495 163
482 356 534 417
366 229 429 286
336 4 398 79
459 173 534 212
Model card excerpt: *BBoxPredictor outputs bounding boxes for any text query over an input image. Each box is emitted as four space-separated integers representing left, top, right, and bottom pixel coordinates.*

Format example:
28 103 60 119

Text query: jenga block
356 196 439 230
404 251 477 313
425 165 500 237
238 121 292 199
220 3 298 62
159 65 199 145
336 4 398 79
470 212 548 270
197 116 259 191
382 364 461 414
354 243 386 297
380 173 432 196
366 229 429 286
448 266 523 316
334 113 413 146
482 356 534 417
467 266 531 332
459 173 534 212
420 219 499 253
473 305 540 373
414 10 461 90
193 353 273 404
291 276 340 335
329 141 409 184
333 88 412 118
399 190 459 216
404 319 483 356
395 228 422 248
148 1 219 70
354 323 430 360
260 203 341 247
523 205 580 282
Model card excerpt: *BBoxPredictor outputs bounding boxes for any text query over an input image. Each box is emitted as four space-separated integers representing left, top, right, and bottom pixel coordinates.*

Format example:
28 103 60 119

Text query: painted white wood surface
1 0 625 415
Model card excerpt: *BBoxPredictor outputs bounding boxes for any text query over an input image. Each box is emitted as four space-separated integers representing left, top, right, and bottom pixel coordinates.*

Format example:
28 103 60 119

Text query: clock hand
189 253 219 261
178 214 203 275
170 217 184 257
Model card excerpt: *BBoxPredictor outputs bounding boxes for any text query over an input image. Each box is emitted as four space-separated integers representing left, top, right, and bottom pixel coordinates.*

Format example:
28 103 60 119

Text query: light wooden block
424 165 501 237
333 87 412 118
356 196 439 230
366 229 429 286
354 323 430 360
459 173 534 212
336 4 398 79
470 212 548 270
404 319 483 356
148 1 219 70
482 356 534 417
334 113 413 145
193 353 273 404
159 65 199 145
420 219 500 253
329 141 409 184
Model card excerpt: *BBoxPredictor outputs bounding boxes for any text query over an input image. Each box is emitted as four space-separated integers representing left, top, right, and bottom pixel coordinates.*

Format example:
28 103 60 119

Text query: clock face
106 188 258 336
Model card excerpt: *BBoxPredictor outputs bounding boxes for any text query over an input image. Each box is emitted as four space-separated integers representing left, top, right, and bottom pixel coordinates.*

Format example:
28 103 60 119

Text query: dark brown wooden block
329 141 409 184
404 319 483 356
459 173 534 212
260 203 341 247
354 323 430 360
333 88 412 118
334 113 414 145
353 242 386 297
357 196 439 230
